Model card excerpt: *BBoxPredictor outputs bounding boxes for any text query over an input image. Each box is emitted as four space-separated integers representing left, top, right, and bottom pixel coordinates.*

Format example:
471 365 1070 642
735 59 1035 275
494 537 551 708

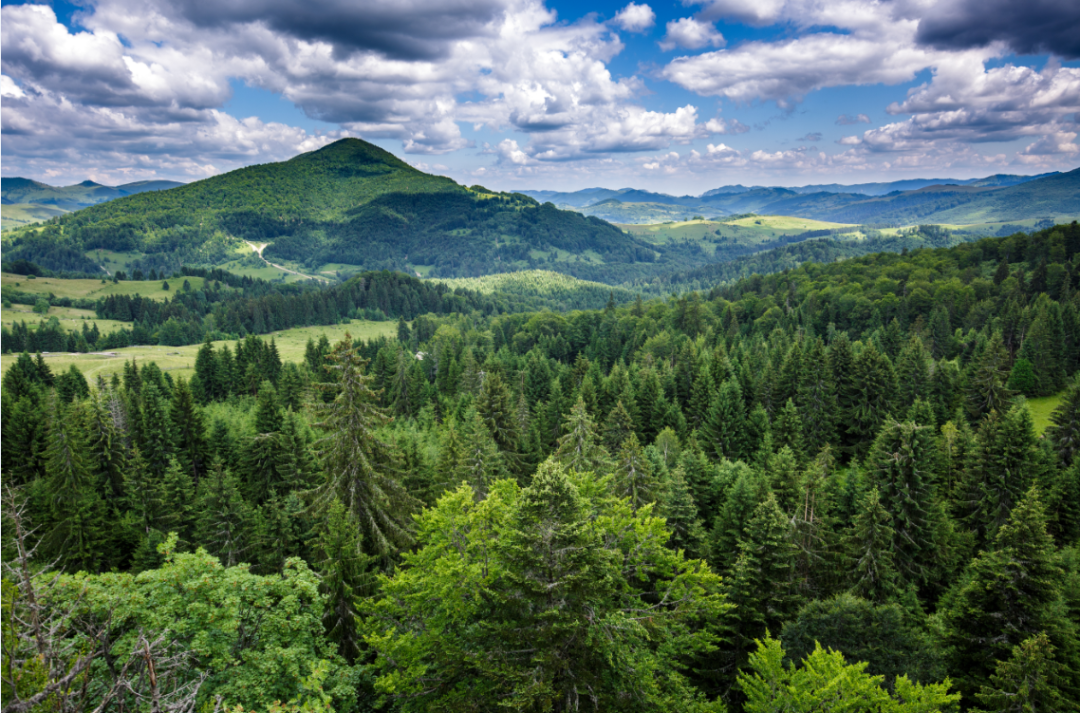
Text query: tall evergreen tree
967 332 1015 421
865 419 939 585
796 337 838 457
613 432 656 512
311 335 416 558
701 378 749 462
553 397 612 475
846 342 897 459
846 487 901 603
170 377 209 485
312 499 376 664
940 488 1079 701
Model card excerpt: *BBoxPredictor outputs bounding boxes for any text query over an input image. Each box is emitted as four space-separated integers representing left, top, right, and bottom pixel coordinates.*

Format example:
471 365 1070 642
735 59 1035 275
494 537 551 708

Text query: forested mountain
1 139 677 282
3 222 1080 711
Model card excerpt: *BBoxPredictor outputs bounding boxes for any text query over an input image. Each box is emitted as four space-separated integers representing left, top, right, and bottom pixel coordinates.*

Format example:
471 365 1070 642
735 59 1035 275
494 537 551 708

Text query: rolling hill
520 169 1078 226
0 177 185 231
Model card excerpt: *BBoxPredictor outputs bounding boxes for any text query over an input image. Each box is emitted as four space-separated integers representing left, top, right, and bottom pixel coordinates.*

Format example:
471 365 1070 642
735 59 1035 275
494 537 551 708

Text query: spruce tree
701 378 749 462
796 337 838 457
895 335 930 413
1046 377 1080 467
553 397 612 475
661 466 707 559
613 432 656 512
940 488 1077 701
475 372 520 472
311 336 416 558
973 633 1077 713
967 332 1015 421
194 459 250 567
456 409 506 498
312 499 376 664
846 342 898 459
725 493 799 672
846 487 901 603
961 404 1042 545
241 382 289 505
170 378 209 485
866 419 939 585
602 399 636 452
772 399 805 464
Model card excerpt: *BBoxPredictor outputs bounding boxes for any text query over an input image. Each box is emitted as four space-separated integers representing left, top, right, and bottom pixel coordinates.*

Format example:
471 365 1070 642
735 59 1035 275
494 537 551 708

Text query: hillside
1 139 675 284
0 177 185 231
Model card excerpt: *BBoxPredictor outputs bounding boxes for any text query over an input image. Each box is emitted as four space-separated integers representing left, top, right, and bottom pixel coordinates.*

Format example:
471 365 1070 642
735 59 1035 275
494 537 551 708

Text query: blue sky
2 0 1078 193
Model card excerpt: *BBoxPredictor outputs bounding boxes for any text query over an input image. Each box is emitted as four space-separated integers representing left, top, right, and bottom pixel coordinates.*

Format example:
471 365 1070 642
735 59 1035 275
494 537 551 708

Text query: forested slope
3 222 1080 712
1 139 672 281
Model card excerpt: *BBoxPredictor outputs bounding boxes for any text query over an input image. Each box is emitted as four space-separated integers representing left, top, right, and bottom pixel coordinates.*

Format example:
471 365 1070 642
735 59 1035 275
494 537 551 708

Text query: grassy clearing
1026 393 1064 435
2 272 208 301
0 319 398 382
1 203 68 231
1 304 130 333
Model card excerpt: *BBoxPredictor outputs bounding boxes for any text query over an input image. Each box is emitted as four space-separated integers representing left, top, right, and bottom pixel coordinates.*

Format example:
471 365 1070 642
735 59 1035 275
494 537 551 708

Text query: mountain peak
296 137 418 174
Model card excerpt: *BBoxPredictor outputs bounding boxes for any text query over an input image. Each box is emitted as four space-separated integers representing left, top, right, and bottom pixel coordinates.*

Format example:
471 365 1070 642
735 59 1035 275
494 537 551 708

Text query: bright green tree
363 461 730 712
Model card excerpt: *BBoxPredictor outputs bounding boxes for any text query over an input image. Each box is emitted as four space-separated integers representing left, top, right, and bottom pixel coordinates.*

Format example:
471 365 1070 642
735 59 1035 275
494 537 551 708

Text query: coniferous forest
4 222 1080 712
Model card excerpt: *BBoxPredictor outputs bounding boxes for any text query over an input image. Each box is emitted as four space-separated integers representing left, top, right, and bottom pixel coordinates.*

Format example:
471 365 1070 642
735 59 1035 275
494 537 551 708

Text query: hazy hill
1 176 185 231
522 169 1079 226
1 139 676 283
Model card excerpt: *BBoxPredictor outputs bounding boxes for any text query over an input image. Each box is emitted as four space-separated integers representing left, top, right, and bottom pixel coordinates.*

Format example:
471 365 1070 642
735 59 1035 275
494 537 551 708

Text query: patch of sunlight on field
2 273 208 301
1026 393 1064 435
0 319 398 381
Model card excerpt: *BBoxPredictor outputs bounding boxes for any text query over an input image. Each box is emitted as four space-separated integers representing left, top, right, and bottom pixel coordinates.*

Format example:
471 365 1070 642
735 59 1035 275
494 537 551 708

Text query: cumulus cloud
836 113 871 125
659 18 725 51
705 117 750 134
612 3 655 33
916 0 1080 60
2 0 715 180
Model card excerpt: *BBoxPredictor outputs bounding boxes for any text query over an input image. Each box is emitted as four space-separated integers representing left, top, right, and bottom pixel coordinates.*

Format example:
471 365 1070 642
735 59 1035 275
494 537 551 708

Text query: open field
1 304 130 333
0 318 398 381
1027 393 1064 435
1 272 209 301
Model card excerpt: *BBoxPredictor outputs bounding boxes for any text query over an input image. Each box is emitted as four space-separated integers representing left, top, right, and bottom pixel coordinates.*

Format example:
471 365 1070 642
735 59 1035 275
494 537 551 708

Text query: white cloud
837 113 871 125
705 117 749 134
612 3 655 33
659 18 725 51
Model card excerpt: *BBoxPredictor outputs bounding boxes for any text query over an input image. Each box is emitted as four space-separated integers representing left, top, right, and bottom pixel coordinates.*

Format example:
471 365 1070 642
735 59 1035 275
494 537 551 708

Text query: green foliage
363 461 730 712
738 637 959 713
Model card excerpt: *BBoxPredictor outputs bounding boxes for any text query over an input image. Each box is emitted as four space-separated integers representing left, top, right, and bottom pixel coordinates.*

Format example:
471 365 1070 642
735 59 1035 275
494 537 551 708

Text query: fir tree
475 372 520 472
895 335 930 413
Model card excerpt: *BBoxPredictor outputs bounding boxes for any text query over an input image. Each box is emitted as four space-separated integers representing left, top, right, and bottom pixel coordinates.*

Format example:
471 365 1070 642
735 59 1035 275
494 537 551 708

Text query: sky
1 0 1079 194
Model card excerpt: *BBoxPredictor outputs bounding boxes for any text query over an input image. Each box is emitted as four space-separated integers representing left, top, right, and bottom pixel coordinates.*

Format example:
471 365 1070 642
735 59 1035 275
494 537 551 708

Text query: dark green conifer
312 499 376 664
846 487 901 603
613 432 656 512
553 397 611 475
701 378 749 462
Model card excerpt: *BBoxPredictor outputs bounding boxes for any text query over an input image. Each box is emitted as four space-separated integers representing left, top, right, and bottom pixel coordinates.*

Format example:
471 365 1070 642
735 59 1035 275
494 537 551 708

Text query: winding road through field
244 241 332 283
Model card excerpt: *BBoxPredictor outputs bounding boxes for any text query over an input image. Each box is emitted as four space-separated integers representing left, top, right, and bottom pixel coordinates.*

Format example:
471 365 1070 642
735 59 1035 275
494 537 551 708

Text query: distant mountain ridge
519 169 1079 225
1 176 186 231
1 176 185 210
